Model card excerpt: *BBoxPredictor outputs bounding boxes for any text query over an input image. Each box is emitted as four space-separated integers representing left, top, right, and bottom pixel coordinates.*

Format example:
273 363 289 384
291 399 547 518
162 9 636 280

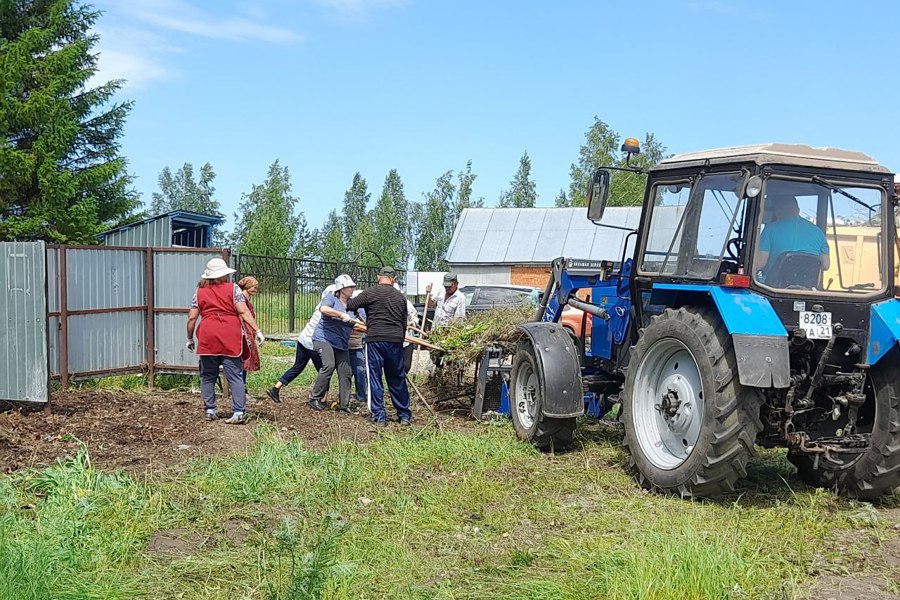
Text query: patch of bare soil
0 387 474 474
811 575 899 600
146 528 208 557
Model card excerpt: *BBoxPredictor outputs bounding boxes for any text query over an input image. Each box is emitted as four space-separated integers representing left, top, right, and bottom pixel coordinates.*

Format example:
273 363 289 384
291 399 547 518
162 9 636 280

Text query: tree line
0 0 668 271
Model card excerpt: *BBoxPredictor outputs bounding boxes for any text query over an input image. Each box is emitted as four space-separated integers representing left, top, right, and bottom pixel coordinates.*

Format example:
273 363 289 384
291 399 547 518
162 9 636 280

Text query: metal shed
445 207 642 286
99 210 224 248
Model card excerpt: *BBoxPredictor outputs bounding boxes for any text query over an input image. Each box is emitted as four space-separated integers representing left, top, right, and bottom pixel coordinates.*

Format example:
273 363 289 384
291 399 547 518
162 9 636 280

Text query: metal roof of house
446 207 642 265
654 143 890 174
100 210 224 237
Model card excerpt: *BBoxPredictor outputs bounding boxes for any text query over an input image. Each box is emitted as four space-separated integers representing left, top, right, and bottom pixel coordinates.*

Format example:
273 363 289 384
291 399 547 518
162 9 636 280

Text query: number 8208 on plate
799 311 832 340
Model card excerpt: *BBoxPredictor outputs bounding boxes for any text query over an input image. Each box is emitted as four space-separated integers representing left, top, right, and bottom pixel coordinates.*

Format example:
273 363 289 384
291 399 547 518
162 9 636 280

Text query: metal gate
0 242 49 402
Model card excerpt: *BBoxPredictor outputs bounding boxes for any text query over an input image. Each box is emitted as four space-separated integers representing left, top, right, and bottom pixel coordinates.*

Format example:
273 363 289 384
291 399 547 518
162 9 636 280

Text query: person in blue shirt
308 274 363 414
754 193 830 284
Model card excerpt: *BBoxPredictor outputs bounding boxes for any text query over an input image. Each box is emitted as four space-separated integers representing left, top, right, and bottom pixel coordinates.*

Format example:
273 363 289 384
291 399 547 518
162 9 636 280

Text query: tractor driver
754 191 830 284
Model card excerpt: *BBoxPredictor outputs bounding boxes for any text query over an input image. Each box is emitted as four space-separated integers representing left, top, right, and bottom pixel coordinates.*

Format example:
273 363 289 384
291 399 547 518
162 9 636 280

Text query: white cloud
88 0 302 90
89 27 176 90
120 0 302 44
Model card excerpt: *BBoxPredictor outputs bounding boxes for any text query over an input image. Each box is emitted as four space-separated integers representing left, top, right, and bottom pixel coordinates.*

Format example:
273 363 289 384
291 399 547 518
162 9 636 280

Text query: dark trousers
310 341 352 409
366 341 411 422
278 343 323 386
200 355 246 413
349 347 368 402
403 344 414 374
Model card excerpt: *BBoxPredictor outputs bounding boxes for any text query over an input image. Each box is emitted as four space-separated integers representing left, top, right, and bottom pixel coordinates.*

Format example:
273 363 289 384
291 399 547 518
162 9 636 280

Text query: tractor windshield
752 177 887 295
639 172 744 280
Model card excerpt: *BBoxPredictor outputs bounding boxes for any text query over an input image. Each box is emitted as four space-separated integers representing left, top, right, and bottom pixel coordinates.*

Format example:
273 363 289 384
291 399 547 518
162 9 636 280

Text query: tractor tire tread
622 306 763 498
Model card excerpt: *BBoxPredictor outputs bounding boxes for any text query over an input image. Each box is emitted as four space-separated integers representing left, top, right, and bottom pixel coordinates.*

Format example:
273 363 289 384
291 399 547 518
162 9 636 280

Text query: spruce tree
0 0 138 242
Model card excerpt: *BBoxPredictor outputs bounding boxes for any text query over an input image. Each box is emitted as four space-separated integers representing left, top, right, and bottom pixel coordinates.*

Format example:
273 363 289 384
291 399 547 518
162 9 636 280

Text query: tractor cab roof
653 143 890 175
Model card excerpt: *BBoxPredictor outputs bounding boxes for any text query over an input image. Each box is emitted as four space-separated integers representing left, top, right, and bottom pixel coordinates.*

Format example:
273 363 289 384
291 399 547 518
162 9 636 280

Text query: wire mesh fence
235 255 403 334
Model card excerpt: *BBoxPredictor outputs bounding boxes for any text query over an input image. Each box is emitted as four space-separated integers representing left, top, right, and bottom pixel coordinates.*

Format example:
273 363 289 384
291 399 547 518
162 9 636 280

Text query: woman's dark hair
198 276 230 288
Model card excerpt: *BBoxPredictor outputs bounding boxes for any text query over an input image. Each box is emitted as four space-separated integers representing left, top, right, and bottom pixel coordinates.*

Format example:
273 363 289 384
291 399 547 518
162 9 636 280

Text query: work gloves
255 330 266 345
186 339 195 351
340 313 355 324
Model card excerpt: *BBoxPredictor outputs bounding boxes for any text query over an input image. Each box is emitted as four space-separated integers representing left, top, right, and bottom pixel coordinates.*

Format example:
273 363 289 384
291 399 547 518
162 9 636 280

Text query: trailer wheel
510 343 575 451
789 348 900 499
622 307 763 497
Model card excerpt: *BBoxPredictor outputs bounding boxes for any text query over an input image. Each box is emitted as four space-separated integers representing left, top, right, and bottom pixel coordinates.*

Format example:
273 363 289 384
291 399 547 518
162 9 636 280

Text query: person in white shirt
265 284 336 403
425 273 466 328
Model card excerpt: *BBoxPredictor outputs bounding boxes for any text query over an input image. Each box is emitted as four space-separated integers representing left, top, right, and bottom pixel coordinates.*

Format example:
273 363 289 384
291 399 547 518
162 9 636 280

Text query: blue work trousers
349 347 368 403
365 341 411 423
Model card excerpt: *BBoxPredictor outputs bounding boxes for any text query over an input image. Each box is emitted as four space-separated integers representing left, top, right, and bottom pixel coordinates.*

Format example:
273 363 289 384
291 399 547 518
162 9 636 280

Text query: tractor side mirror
587 169 611 222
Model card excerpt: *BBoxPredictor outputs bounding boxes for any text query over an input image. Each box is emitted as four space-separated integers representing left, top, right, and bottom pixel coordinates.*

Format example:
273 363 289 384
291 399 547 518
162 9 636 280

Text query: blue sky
91 0 900 233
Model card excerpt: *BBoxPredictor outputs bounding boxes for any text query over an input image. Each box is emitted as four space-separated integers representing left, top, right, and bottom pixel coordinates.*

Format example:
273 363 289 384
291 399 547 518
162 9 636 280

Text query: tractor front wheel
622 307 763 497
510 342 576 451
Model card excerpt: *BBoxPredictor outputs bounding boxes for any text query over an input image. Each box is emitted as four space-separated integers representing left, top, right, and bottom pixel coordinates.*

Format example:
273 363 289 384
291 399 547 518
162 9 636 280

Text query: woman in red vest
186 258 263 424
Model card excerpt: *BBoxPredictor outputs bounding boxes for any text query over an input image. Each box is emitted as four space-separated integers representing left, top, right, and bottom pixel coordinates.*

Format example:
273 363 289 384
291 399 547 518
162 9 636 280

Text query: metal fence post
145 248 156 388
59 246 69 390
289 258 296 333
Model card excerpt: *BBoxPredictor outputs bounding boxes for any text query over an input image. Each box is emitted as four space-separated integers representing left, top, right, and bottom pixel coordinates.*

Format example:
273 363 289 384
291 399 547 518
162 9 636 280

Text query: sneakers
308 398 327 411
204 410 218 421
224 412 246 425
339 405 360 415
398 417 411 427
369 417 387 427
266 387 282 404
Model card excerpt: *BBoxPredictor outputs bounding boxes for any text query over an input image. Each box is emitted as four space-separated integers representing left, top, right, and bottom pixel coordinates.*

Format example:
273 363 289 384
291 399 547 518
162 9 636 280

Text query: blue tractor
507 140 900 498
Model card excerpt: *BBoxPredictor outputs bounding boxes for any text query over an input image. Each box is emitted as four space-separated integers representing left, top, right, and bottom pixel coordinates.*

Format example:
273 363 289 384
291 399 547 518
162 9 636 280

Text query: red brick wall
510 266 551 288
510 265 590 300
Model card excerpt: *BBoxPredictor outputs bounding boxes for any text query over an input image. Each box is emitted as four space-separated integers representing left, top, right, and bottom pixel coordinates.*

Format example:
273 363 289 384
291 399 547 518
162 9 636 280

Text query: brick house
445 207 642 287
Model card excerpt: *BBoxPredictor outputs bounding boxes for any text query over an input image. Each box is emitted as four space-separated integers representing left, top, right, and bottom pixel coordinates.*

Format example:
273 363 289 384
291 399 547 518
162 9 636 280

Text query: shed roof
654 143 890 174
446 207 642 265
100 210 224 237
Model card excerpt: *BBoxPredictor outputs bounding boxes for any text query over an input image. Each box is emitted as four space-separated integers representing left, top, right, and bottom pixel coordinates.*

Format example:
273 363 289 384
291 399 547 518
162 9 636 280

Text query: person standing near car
346 267 412 426
425 273 466 328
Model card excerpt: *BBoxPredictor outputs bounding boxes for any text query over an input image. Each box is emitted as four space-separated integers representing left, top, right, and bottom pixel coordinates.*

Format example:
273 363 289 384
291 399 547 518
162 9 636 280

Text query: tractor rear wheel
788 349 900 499
622 307 763 497
510 342 576 451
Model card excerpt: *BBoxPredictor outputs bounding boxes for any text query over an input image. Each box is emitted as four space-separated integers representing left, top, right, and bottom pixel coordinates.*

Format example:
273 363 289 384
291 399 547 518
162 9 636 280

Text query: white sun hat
333 274 357 291
321 284 338 300
201 258 236 279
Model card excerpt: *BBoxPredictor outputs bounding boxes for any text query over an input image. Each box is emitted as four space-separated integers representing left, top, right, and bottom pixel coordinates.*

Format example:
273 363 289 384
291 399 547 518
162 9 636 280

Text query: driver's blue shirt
758 215 829 279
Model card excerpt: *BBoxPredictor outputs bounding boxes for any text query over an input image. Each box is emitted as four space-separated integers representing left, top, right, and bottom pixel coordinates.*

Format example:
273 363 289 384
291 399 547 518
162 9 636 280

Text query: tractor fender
650 284 790 388
517 322 585 418
867 299 900 365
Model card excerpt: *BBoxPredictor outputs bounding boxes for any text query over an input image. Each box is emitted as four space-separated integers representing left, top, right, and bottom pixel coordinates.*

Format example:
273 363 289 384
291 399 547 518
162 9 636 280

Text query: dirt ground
1 389 898 599
0 389 472 473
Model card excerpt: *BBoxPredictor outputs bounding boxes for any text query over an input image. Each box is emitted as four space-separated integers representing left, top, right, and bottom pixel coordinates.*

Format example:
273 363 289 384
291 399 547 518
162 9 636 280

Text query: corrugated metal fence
1 242 49 402
0 242 229 402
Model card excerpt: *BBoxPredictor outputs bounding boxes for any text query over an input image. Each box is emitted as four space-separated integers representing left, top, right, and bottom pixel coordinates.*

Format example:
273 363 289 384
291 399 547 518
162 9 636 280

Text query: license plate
799 311 832 340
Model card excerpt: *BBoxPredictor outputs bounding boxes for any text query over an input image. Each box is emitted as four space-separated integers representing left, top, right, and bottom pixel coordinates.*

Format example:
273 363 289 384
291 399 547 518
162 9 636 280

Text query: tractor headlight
745 175 763 198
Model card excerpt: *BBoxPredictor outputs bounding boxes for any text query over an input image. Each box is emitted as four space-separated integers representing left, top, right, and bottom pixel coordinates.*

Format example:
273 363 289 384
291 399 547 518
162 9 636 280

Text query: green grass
1 423 897 599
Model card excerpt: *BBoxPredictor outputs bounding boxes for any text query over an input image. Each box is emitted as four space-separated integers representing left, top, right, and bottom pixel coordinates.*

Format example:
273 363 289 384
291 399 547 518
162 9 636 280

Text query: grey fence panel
66 248 146 310
155 313 197 370
48 316 61 377
0 242 49 402
154 249 225 370
66 312 146 376
104 214 171 248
